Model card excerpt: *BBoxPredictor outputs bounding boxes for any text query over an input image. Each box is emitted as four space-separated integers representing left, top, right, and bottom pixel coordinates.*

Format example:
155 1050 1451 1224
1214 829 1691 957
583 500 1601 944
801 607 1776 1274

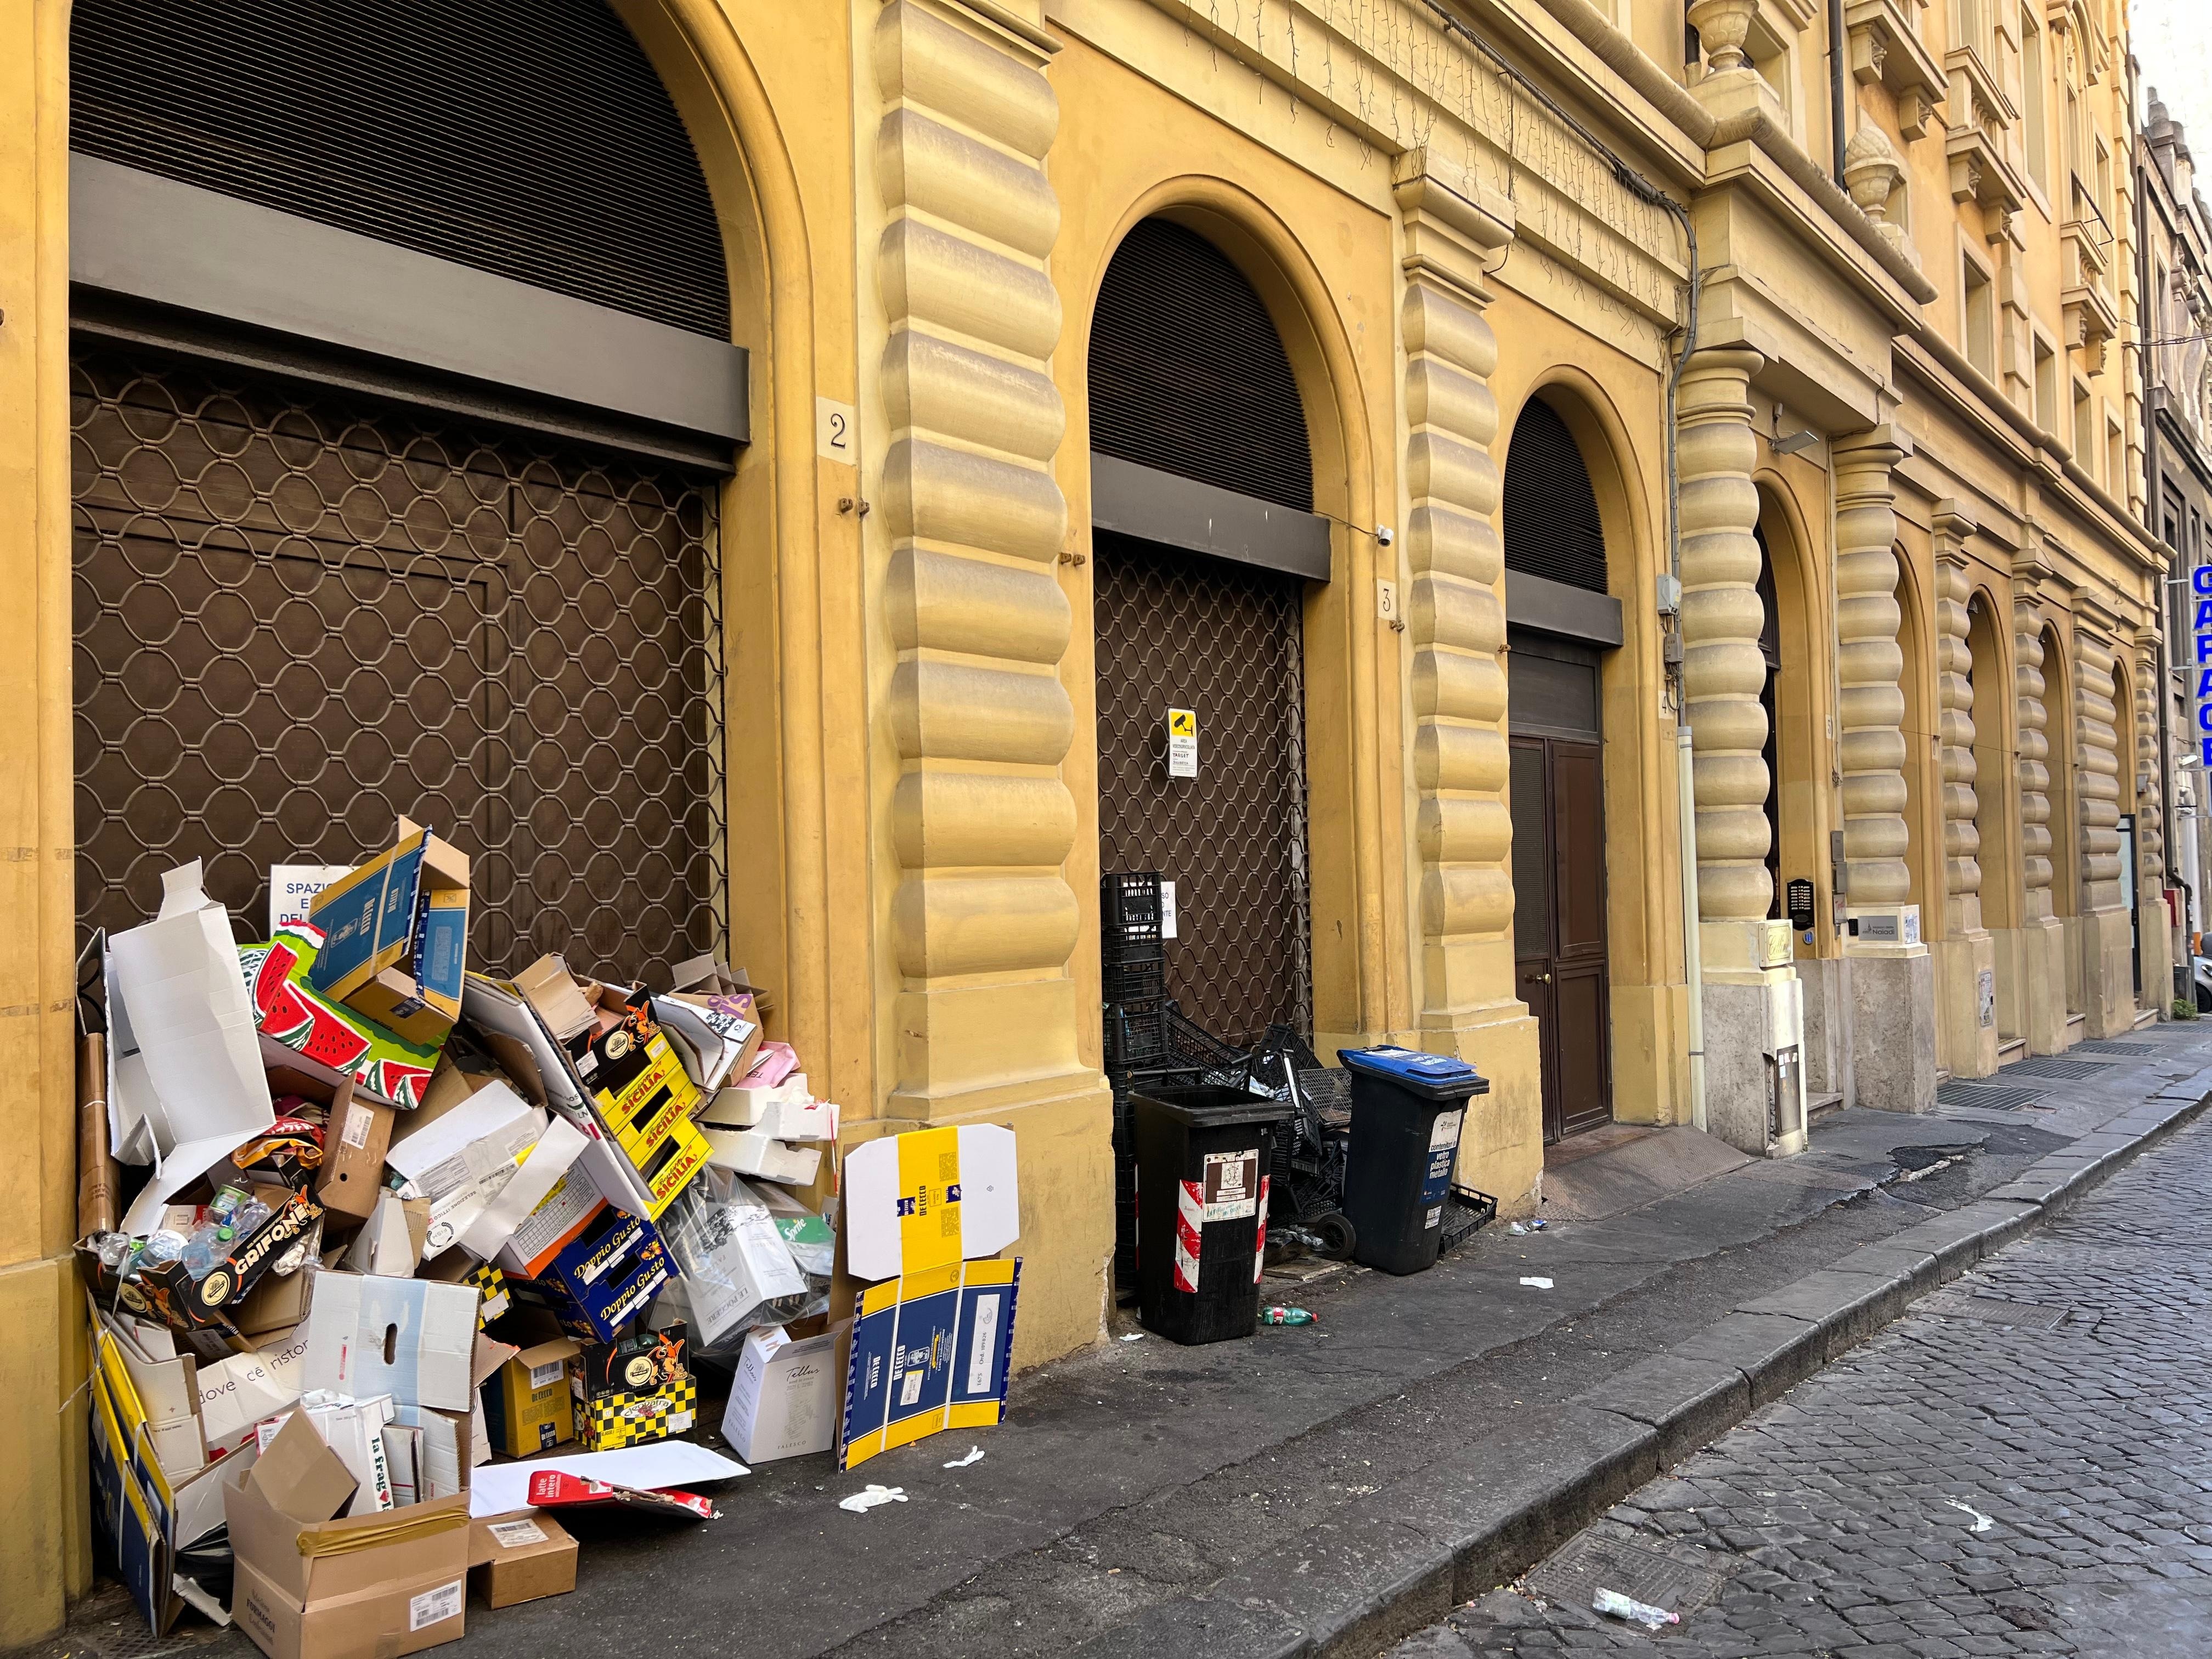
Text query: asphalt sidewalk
39 1023 2212 1659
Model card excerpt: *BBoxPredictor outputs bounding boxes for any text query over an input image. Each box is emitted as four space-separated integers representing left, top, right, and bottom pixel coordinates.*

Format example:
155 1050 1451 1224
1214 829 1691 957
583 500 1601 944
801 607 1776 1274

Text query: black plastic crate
1102 871 1163 934
1104 1002 1170 1070
1102 928 1164 964
1103 960 1167 1003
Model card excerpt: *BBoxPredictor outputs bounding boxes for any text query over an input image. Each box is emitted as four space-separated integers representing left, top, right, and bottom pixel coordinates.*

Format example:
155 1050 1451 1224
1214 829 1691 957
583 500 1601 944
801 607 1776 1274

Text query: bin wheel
1310 1210 1357 1261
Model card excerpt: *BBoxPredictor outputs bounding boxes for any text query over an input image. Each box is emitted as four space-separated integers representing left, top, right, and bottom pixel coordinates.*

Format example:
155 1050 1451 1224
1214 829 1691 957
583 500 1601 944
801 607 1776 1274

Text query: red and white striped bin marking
1173 1181 1204 1291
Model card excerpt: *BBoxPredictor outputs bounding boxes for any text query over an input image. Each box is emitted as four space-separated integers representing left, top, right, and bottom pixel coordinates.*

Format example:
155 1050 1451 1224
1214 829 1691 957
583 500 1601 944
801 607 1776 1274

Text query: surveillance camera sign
1166 708 1198 778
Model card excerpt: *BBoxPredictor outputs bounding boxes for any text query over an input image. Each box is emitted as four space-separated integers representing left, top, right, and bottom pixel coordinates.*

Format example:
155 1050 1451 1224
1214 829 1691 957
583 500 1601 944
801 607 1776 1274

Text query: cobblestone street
1398 1116 2212 1658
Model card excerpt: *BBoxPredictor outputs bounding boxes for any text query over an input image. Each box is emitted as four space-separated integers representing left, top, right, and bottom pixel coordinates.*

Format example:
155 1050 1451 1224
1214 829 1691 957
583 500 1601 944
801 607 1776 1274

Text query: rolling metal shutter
71 347 727 985
1093 531 1311 1046
1502 397 1607 593
1088 219 1314 512
69 0 729 339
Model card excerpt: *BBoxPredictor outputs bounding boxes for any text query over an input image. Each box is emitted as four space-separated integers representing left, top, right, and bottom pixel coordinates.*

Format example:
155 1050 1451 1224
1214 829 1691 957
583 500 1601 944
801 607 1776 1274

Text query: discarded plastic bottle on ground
1259 1306 1316 1325
1592 1588 1678 1629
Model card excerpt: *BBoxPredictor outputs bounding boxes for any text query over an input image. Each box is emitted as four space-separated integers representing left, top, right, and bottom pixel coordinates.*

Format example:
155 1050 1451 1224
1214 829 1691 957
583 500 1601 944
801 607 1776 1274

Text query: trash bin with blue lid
1131 1085 1294 1344
1335 1046 1488 1275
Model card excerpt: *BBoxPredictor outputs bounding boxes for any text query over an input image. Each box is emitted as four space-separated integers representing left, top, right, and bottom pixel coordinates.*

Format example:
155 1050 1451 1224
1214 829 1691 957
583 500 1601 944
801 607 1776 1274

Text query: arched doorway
2113 656 2143 1004
1753 498 1819 927
2043 623 2083 1022
1088 217 1323 1046
1967 593 2018 1040
1502 393 1617 1143
67 0 747 985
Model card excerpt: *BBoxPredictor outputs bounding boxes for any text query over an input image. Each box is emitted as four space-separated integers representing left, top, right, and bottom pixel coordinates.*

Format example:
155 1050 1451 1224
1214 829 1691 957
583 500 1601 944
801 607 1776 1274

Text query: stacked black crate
1101 872 1167 1288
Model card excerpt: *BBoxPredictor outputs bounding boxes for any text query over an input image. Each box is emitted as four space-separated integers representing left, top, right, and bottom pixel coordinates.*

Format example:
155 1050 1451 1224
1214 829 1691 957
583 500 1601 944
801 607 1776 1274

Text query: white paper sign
1166 708 1198 778
1159 880 1178 940
268 865 352 935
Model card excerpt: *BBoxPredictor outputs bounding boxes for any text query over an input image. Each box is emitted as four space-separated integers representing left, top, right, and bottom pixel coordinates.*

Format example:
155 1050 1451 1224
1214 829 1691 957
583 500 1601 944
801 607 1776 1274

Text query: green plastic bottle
1259 1306 1316 1325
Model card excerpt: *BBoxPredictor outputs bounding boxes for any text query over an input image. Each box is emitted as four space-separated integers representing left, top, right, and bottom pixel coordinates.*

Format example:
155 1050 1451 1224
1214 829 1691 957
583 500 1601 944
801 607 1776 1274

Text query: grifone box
306 819 471 1047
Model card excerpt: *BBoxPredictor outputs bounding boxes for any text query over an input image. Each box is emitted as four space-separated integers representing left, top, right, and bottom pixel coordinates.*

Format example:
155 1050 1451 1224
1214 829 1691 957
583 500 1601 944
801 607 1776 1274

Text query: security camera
1376 525 1395 546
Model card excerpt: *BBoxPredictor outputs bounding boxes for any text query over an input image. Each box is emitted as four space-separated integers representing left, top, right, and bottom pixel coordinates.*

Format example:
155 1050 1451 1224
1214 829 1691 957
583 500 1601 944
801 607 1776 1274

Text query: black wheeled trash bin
1336 1047 1488 1276
1132 1086 1293 1344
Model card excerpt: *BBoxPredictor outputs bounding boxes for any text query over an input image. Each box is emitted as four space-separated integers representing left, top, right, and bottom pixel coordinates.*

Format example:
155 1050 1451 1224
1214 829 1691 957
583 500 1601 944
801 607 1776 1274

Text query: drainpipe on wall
2135 70 2181 1005
1828 0 1849 189
1662 204 1708 1135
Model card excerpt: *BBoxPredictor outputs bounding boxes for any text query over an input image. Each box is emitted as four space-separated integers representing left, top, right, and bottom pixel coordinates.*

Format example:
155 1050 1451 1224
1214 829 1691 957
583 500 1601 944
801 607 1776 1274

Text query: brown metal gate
71 346 726 986
1093 528 1311 1046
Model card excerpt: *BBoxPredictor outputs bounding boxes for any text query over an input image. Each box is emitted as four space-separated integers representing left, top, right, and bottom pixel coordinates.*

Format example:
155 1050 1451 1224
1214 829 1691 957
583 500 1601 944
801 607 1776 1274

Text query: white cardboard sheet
108 862 277 1232
466 1440 749 1518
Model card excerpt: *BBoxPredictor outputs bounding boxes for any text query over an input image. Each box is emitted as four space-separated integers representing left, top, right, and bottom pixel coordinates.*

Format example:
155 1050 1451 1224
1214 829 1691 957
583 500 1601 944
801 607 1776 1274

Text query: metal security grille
1502 397 1606 592
1094 530 1311 1046
71 346 726 986
1088 219 1314 512
69 0 730 338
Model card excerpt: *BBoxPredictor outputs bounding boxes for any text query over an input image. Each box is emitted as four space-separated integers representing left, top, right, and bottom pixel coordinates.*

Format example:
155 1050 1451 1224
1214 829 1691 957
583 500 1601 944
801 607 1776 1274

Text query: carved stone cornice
1846 0 1945 142
1392 148 1516 307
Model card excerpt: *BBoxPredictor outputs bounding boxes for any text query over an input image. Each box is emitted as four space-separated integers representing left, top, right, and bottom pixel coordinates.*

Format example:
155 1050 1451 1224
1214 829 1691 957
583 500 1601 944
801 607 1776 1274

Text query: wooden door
1511 733 1615 1143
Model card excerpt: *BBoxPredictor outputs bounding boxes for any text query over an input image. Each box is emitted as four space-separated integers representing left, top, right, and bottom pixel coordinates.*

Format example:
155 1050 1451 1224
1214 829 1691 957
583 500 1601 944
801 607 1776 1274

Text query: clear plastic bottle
232 1195 273 1235
180 1221 236 1280
133 1231 187 1275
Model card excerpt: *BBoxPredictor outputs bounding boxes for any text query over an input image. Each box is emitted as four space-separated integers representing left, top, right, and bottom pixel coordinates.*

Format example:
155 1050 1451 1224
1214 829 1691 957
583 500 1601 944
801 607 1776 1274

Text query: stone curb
1068 1080 2212 1659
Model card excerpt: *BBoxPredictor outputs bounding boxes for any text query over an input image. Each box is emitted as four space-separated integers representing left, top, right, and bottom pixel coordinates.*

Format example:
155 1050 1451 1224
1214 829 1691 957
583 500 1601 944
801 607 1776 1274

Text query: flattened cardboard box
469 1512 576 1609
840 1259 1020 1471
844 1123 1020 1282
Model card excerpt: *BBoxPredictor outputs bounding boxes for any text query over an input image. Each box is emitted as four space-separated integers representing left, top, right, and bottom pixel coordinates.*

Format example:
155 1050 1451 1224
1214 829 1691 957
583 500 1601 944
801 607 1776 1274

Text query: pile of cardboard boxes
77 817 1007 1658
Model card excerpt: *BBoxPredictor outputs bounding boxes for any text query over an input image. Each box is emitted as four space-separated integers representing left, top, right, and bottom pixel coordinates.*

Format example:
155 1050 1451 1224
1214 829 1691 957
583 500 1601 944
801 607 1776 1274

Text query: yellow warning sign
1166 707 1198 777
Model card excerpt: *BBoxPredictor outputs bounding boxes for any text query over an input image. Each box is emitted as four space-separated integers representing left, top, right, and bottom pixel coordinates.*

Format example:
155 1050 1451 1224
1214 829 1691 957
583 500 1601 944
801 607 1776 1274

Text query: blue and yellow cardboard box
839 1259 1020 1470
307 817 470 1047
513 1200 671 1342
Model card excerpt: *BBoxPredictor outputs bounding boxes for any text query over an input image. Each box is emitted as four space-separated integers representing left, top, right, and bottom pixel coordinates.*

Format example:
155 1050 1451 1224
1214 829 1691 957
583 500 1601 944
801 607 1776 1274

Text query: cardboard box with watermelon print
242 923 446 1111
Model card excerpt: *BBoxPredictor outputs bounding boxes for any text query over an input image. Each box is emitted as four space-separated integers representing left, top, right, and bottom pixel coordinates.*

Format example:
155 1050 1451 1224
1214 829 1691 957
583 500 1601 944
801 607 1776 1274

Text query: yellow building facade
0 0 2166 1638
